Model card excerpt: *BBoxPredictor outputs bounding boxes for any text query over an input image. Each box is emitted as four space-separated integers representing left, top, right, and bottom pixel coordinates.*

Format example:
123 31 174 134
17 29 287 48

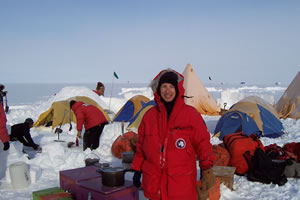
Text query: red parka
0 102 10 143
131 69 215 200
71 102 108 131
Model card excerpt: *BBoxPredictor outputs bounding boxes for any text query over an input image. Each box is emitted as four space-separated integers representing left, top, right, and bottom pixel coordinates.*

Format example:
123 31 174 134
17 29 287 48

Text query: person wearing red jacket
70 100 108 150
93 82 105 96
0 84 10 151
130 69 216 200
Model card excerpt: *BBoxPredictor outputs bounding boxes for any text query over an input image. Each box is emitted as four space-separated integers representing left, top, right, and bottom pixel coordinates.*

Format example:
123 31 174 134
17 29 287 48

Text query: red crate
77 177 139 200
59 166 101 199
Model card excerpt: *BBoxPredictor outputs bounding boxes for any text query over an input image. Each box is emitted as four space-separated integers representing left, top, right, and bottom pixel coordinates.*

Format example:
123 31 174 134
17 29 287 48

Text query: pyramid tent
34 96 111 129
214 96 284 139
113 95 150 122
182 64 221 116
275 72 300 120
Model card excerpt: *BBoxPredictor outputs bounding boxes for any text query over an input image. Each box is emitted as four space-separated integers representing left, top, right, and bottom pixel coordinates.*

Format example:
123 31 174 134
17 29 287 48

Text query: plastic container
9 162 31 189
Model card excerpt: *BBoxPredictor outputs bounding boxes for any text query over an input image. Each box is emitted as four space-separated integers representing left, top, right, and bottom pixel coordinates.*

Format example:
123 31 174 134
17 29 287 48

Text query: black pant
83 123 106 151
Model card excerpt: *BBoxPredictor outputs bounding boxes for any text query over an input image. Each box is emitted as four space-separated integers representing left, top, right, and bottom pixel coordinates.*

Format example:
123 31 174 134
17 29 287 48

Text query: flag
114 72 119 79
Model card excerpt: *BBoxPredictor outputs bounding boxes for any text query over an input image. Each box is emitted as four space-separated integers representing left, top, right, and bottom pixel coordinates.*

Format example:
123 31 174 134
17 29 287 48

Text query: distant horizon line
3 81 288 87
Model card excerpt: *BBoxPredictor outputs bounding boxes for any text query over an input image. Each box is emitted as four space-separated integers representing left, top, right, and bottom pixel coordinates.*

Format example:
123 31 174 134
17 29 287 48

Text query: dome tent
34 96 110 129
214 96 284 139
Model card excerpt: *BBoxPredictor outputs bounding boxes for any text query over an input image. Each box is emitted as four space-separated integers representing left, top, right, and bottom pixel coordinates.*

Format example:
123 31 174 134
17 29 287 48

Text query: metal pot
121 151 134 163
85 158 99 166
84 153 100 166
97 167 129 187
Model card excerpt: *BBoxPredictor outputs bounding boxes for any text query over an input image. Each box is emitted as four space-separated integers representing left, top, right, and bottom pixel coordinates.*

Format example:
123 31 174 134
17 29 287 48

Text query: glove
77 131 82 138
3 142 10 151
200 168 216 191
196 184 208 200
36 145 42 153
132 171 142 188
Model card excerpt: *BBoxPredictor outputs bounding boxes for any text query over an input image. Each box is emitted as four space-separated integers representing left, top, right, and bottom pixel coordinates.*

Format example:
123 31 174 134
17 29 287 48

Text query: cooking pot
84 153 100 166
97 167 130 187
121 151 134 163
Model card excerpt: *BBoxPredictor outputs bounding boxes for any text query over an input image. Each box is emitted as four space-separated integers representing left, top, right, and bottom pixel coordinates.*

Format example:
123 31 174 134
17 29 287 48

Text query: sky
1 0 300 85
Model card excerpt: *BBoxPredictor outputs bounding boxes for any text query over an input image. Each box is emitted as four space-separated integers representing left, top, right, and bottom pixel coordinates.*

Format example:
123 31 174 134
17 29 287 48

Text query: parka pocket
142 161 160 195
167 164 197 197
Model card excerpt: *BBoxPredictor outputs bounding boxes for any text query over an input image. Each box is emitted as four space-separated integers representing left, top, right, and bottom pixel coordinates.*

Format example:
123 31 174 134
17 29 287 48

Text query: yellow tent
112 95 150 122
275 72 300 120
182 64 221 116
34 96 111 129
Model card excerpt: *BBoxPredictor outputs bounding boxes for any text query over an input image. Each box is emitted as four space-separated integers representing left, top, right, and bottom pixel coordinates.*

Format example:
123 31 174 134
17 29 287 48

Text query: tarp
34 96 110 129
182 64 221 116
126 100 156 132
214 96 284 139
113 95 150 122
275 72 300 120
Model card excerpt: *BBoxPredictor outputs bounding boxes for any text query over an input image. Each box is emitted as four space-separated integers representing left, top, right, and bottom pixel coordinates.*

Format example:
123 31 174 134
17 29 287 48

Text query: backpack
246 148 289 186
264 143 297 161
223 132 264 175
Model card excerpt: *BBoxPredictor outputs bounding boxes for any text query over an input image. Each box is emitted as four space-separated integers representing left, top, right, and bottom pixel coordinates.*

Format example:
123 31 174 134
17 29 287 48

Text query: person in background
10 118 42 152
70 100 108 150
130 69 216 200
0 84 10 151
93 82 105 96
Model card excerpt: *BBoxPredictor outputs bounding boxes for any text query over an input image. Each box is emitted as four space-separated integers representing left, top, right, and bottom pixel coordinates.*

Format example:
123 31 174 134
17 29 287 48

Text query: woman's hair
96 82 104 90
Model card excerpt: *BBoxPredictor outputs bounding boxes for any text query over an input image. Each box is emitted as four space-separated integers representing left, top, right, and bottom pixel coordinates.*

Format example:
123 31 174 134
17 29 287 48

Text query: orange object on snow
212 143 230 166
111 131 138 159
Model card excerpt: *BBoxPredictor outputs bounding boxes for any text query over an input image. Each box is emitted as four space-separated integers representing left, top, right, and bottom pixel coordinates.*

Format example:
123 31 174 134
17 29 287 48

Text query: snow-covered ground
1 83 299 200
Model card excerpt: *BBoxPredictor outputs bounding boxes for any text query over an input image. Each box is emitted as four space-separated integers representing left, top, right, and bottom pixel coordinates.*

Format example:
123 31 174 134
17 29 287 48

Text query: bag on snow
246 148 290 186
212 143 231 166
264 143 297 161
223 132 264 175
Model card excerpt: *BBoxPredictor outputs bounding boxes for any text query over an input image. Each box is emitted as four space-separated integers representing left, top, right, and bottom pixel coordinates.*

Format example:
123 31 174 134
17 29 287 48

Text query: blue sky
1 0 299 84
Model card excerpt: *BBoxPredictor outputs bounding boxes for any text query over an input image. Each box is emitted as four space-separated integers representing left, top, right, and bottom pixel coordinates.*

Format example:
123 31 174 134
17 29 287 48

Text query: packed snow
1 83 300 200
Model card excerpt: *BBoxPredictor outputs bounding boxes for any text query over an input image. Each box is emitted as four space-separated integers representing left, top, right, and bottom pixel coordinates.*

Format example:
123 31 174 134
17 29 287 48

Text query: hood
71 101 84 112
150 69 185 105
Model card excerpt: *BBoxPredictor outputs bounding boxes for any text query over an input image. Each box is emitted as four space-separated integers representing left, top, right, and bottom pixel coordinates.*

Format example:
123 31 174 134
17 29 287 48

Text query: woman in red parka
70 100 108 150
0 84 10 151
130 69 216 200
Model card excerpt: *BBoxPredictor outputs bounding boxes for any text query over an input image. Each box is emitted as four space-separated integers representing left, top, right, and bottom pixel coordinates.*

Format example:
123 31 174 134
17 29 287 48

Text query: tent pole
109 72 115 110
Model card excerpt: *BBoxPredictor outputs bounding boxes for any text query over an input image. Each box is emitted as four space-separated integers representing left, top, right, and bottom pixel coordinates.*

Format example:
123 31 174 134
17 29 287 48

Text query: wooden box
59 166 101 199
32 187 64 200
77 177 139 200
39 192 73 200
213 166 236 190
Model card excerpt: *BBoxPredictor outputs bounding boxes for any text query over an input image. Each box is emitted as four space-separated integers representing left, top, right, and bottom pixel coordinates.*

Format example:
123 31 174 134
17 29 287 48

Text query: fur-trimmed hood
150 68 184 95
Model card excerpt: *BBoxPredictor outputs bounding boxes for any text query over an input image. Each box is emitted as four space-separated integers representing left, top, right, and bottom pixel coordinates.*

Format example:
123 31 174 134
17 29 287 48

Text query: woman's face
160 83 176 102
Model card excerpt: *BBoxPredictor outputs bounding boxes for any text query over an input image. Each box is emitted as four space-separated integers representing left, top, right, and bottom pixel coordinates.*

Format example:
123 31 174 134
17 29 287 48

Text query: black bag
246 148 289 186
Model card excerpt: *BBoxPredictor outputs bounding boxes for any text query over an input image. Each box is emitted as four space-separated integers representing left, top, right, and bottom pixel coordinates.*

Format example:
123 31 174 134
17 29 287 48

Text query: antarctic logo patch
175 138 186 149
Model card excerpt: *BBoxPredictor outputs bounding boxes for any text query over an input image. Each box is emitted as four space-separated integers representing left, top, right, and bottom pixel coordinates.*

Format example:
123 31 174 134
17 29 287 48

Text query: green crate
32 187 64 200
